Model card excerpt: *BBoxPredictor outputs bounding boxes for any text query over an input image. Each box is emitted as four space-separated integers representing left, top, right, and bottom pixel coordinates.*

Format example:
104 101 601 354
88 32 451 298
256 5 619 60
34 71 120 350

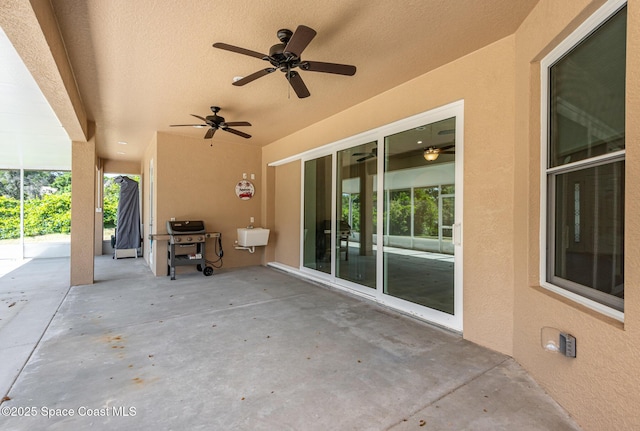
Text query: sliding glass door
0 169 72 259
383 118 456 315
303 155 332 273
335 142 377 289
300 102 463 330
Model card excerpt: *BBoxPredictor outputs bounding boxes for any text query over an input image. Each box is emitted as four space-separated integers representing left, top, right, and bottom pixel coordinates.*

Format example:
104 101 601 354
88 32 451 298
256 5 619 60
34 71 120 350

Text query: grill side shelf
150 232 220 241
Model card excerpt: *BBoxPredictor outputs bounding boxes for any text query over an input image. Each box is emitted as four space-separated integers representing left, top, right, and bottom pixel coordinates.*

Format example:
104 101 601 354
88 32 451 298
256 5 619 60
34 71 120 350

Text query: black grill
166 220 205 235
166 220 212 279
167 220 206 244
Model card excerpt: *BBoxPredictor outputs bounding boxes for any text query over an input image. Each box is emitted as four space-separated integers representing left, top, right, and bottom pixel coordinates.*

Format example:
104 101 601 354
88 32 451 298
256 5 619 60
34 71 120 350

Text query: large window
0 170 21 254
542 2 626 314
23 170 72 243
0 169 71 259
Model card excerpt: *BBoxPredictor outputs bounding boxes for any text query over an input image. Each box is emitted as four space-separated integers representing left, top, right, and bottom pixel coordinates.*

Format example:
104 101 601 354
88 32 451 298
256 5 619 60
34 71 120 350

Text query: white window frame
539 0 626 322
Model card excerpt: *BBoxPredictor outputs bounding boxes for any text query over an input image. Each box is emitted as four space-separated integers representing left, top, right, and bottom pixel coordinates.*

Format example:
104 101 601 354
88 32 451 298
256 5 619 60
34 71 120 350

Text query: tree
414 187 439 238
102 177 120 228
24 171 68 199
388 189 411 236
51 172 72 193
0 170 20 200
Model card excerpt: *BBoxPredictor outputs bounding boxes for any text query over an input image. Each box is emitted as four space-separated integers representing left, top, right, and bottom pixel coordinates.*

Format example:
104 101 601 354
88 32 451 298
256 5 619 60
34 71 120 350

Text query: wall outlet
170 217 175 221
250 217 254 223
560 333 577 358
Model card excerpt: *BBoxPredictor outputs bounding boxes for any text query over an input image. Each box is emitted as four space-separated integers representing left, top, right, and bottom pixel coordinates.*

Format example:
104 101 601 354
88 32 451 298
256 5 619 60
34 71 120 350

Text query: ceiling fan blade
204 128 216 139
170 124 206 127
287 70 310 98
191 114 208 122
439 144 455 150
224 121 252 127
284 25 316 58
356 155 374 163
352 152 371 156
233 68 276 86
223 128 252 139
212 42 267 60
440 151 455 154
392 148 424 159
301 61 356 76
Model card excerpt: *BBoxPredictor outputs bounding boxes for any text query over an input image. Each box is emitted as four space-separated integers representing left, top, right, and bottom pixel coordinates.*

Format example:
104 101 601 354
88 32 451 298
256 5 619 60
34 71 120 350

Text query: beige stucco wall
70 139 96 285
145 132 263 276
511 1 640 430
271 161 301 268
263 36 518 355
262 2 639 429
103 159 141 175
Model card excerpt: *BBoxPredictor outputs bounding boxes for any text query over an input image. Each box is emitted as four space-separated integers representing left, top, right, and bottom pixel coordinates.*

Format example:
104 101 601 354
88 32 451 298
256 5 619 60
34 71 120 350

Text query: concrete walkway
0 256 582 430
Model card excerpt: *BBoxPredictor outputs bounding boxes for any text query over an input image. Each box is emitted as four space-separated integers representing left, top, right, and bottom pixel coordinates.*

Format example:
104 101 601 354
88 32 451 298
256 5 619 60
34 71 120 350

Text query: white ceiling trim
0 25 71 171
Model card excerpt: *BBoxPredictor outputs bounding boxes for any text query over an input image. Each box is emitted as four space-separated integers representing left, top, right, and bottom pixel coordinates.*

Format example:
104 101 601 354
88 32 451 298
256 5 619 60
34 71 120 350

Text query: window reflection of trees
414 187 439 238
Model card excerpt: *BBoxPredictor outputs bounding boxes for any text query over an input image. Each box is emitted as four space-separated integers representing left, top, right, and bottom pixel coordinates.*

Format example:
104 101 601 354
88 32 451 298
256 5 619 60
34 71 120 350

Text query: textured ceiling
24 0 538 163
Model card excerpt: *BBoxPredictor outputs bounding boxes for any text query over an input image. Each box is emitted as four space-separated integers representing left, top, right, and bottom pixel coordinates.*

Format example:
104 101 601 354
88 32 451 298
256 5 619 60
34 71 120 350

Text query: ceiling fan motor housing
208 114 224 125
277 29 293 43
269 43 288 62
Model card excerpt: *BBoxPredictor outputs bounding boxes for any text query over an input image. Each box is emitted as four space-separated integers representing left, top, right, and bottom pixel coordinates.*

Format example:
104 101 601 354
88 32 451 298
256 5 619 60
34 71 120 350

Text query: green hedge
0 174 127 240
0 193 72 240
0 196 20 239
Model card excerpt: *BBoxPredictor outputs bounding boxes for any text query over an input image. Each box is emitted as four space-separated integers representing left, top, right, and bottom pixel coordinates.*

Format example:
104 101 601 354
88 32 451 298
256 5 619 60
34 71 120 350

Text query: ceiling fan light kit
423 147 440 161
213 25 357 99
423 143 455 161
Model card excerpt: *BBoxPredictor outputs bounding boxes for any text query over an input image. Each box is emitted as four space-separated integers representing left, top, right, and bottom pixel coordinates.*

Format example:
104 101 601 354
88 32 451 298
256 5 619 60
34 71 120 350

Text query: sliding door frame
293 100 464 331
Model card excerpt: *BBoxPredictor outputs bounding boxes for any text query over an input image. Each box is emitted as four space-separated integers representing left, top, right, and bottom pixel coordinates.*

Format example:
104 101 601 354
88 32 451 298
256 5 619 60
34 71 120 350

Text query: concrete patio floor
0 256 582 430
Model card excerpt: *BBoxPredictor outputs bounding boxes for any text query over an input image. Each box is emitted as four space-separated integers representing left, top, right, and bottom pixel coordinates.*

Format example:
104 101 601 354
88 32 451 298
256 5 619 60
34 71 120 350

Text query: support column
70 139 96 286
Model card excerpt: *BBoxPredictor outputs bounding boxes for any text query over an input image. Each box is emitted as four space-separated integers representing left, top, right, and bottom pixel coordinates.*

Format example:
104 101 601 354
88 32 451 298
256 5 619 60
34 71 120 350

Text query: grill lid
166 220 206 235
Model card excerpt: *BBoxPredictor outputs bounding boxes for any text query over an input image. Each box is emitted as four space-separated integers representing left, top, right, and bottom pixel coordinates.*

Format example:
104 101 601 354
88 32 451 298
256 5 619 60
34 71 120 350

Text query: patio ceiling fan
353 147 377 163
170 106 251 141
213 25 357 98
